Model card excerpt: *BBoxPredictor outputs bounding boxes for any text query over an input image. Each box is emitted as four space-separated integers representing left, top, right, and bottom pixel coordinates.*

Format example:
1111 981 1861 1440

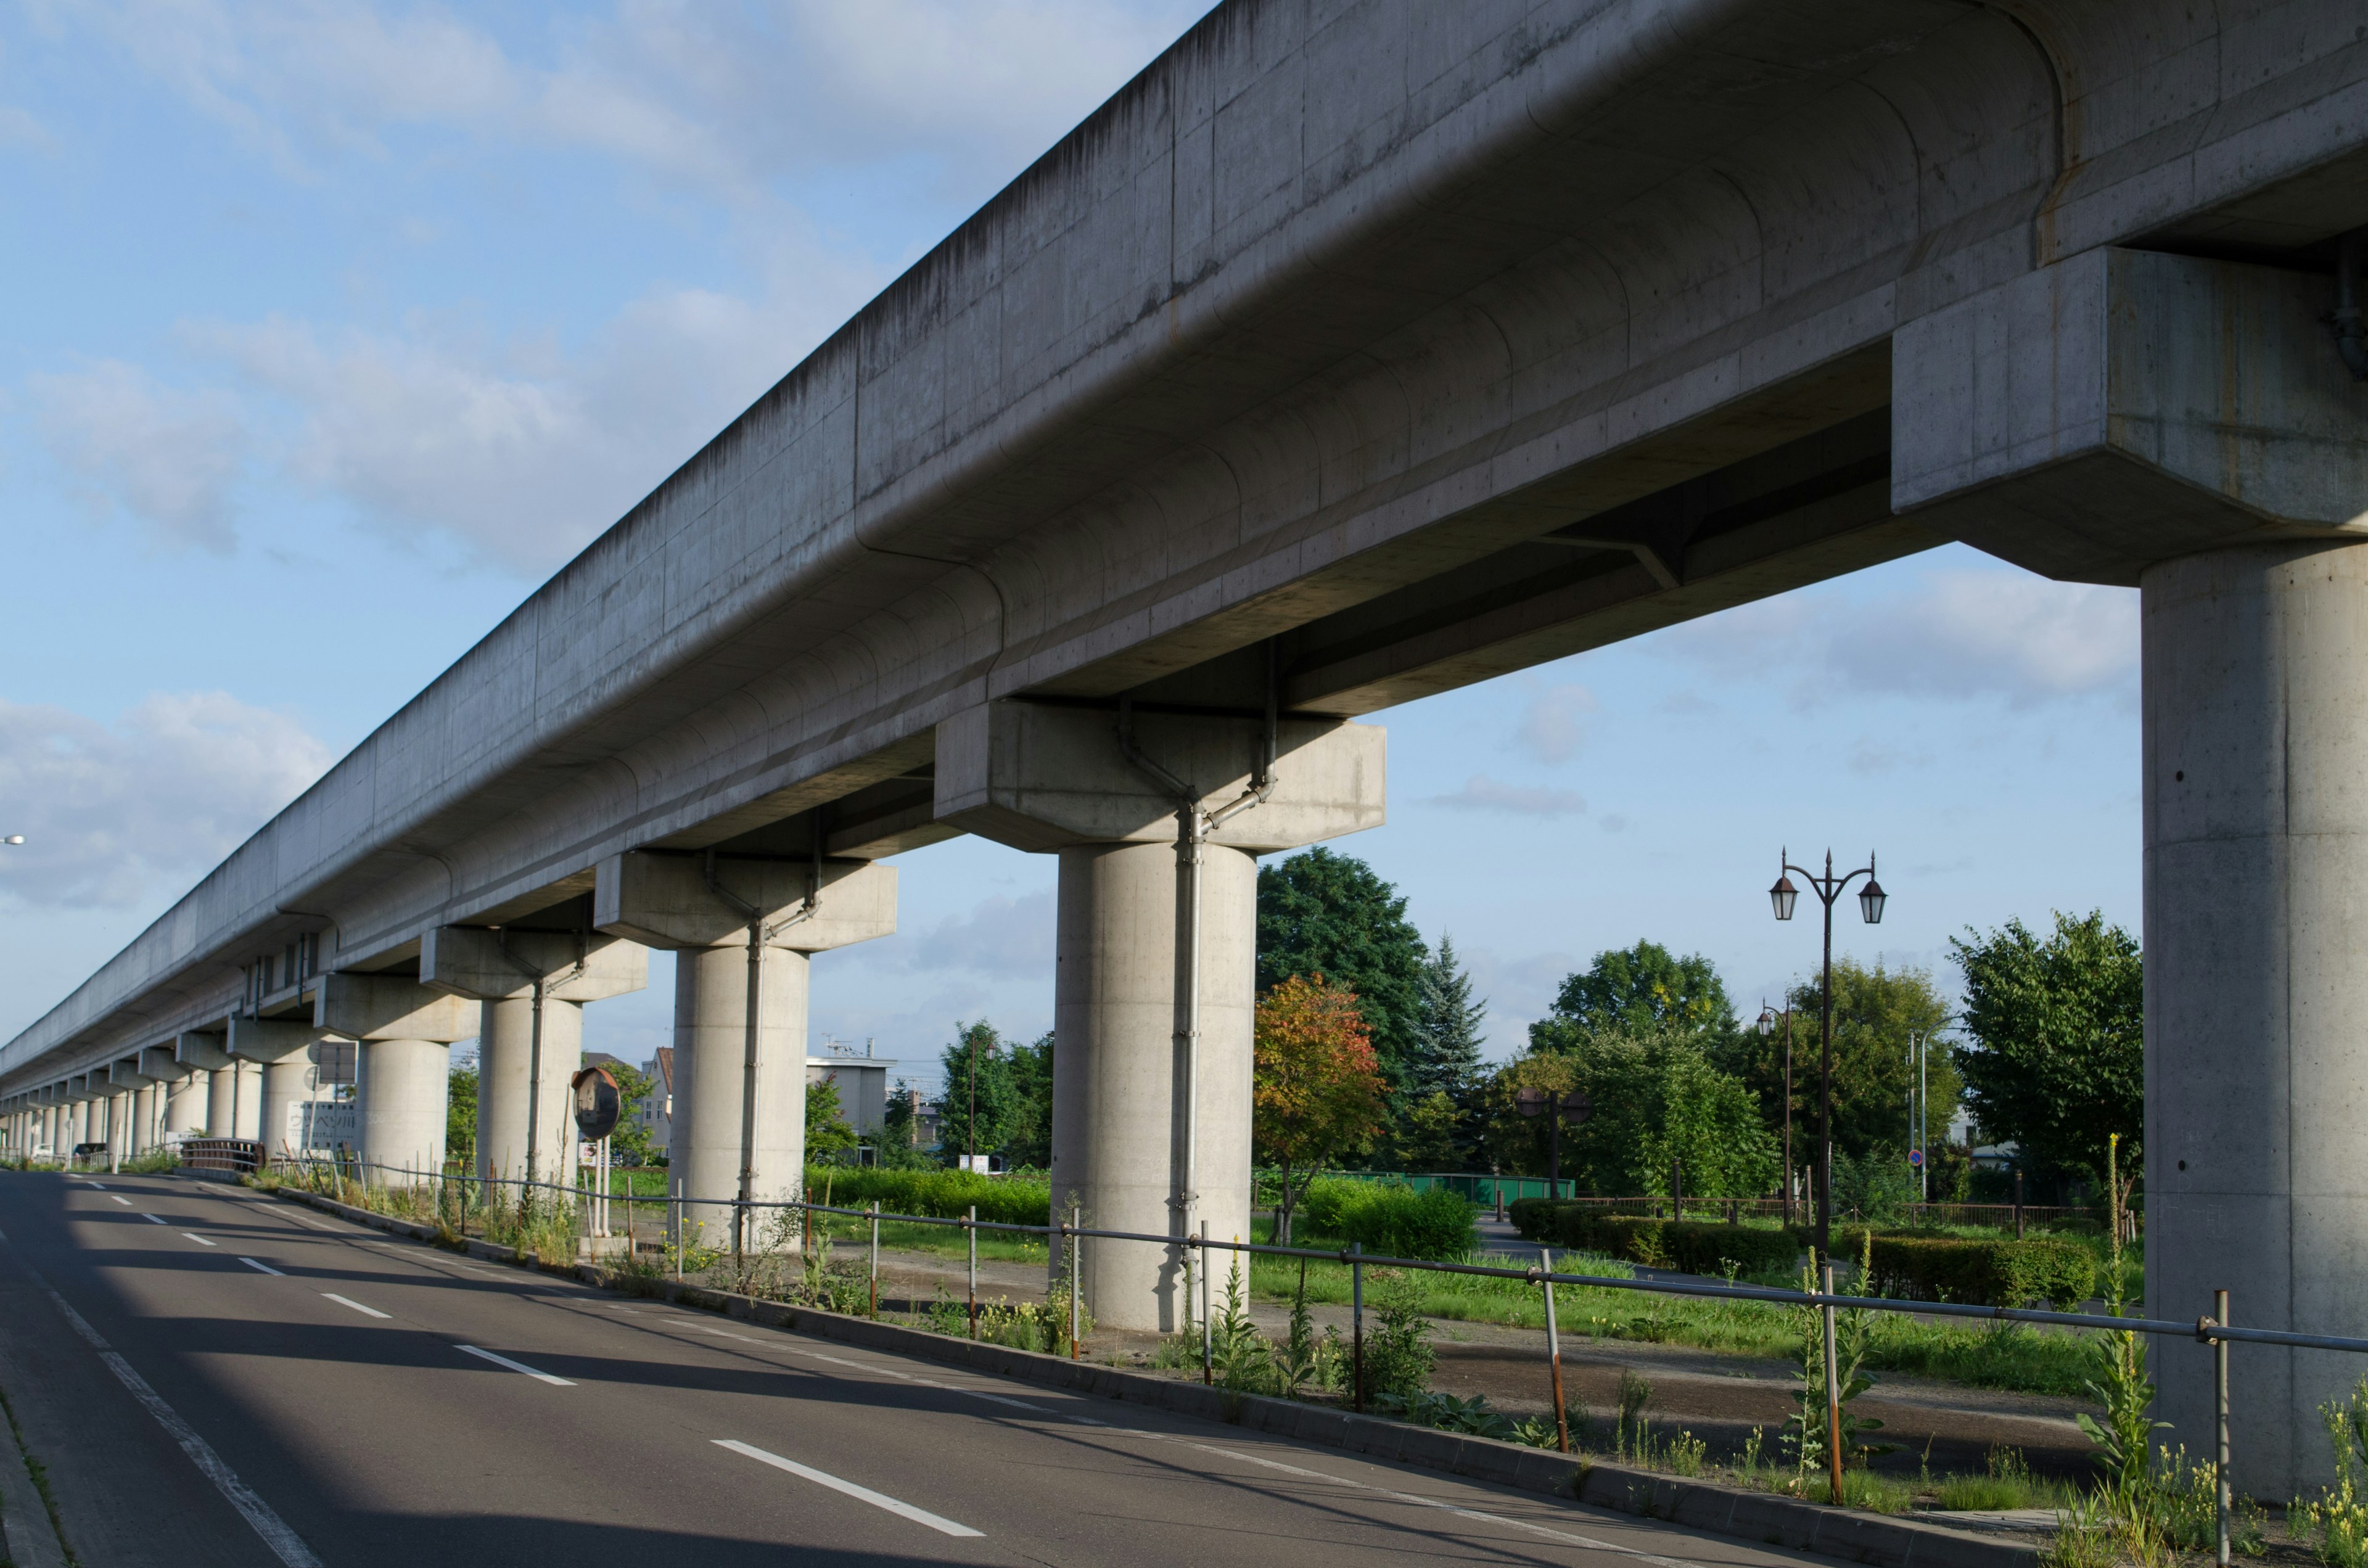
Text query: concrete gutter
267 1181 2039 1568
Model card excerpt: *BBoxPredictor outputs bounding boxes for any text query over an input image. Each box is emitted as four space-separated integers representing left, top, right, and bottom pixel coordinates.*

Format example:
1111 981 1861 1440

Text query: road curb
0 1355 70 1568
263 1183 2035 1568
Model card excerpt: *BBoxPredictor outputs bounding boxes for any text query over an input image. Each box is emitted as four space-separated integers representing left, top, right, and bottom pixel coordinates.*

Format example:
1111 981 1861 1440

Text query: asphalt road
0 1171 1829 1567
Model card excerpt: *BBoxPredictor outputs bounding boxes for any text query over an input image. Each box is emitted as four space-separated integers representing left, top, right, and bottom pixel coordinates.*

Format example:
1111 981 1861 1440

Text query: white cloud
1516 682 1595 763
1424 774 1588 818
1662 567 2137 708
841 890 1056 980
0 692 334 909
0 104 51 152
29 361 246 552
162 253 870 572
43 1 1209 203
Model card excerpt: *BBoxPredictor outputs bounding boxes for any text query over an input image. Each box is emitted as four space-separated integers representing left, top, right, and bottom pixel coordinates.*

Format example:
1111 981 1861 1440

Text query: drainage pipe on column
1116 646 1280 1292
702 813 824 1255
496 930 585 1200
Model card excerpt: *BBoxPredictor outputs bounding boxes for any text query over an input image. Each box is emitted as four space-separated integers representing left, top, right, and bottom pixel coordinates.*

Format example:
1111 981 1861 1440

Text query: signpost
572 1067 620 1239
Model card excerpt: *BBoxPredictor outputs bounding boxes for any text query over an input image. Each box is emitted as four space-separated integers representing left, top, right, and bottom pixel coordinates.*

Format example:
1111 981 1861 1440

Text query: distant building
638 1049 675 1151
807 1040 897 1136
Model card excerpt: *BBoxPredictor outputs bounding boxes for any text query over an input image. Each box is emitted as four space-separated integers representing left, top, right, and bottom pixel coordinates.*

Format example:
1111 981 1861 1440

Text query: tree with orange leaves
1254 973 1387 1244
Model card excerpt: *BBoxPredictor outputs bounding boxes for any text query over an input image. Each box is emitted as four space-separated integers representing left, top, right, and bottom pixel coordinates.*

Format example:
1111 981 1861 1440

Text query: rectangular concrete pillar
935 700 1385 1331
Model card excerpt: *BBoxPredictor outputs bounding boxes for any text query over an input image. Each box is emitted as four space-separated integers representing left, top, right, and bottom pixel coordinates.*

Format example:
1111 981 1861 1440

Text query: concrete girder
593 856 895 955
934 704 1384 855
1894 248 2368 586
419 929 648 1003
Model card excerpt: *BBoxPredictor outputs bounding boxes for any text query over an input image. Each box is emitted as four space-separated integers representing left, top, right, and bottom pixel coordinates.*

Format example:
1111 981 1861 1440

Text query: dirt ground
850 1244 2099 1482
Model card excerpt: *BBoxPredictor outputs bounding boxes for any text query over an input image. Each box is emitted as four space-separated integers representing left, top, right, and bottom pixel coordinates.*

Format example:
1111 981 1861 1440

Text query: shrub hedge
1297 1178 1478 1260
1510 1200 1799 1276
805 1167 1051 1228
1857 1233 2097 1308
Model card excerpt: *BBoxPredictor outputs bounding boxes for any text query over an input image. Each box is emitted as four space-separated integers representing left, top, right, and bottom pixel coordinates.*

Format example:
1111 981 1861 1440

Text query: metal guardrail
282 1157 2321 1559
180 1138 264 1175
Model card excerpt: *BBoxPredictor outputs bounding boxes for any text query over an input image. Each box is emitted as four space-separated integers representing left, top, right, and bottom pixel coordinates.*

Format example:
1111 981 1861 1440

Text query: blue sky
0 1 2142 1103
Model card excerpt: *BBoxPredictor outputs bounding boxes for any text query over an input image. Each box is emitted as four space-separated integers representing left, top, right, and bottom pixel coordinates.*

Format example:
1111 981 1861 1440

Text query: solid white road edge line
32 1273 321 1567
713 1440 984 1538
183 1233 218 1247
239 1258 286 1276
321 1294 390 1320
455 1345 574 1385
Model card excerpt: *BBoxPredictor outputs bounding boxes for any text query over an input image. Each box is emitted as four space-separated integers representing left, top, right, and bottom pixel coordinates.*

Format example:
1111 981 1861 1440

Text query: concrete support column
314 975 475 1182
1051 839 1258 1330
142 1045 206 1140
935 700 1386 1331
229 1017 328 1160
475 994 584 1191
105 1090 131 1160
596 845 897 1253
133 1084 157 1154
358 1039 451 1180
1895 247 2368 1494
421 926 646 1201
2144 542 2368 1491
670 943 809 1248
164 1071 208 1136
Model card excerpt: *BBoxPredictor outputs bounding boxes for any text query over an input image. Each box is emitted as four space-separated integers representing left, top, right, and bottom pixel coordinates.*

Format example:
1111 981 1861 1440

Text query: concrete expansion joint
258 1181 2029 1568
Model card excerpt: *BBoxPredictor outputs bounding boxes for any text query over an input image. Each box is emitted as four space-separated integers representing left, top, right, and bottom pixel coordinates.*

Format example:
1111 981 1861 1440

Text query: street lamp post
1769 848 1886 1263
1906 1029 1930 1204
1515 1088 1592 1200
1756 1002 1796 1225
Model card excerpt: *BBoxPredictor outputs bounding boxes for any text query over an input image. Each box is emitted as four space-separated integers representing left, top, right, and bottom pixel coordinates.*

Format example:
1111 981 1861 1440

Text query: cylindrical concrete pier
1050 839 1256 1332
164 1070 207 1138
132 1083 156 1154
672 942 808 1252
2145 541 2368 1495
360 1038 450 1180
477 995 582 1196
257 1059 315 1158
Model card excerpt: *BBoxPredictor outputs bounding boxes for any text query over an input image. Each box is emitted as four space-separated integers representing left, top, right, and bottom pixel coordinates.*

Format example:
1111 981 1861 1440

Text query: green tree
1257 848 1429 1100
934 1020 1021 1168
1413 935 1487 1099
1734 959 1960 1167
878 1080 936 1170
447 1060 479 1168
1487 1025 1777 1197
606 1061 658 1164
1531 941 1736 1053
1951 911 2143 1189
1254 974 1388 1243
806 1075 858 1162
1002 1030 1055 1171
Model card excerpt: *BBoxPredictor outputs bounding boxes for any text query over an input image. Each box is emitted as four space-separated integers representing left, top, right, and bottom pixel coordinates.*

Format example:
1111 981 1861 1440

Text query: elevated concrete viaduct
6 0 2368 1490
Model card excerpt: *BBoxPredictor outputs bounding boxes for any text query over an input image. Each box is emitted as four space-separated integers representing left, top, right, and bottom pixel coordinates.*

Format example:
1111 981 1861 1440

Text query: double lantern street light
1767 848 1886 1263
